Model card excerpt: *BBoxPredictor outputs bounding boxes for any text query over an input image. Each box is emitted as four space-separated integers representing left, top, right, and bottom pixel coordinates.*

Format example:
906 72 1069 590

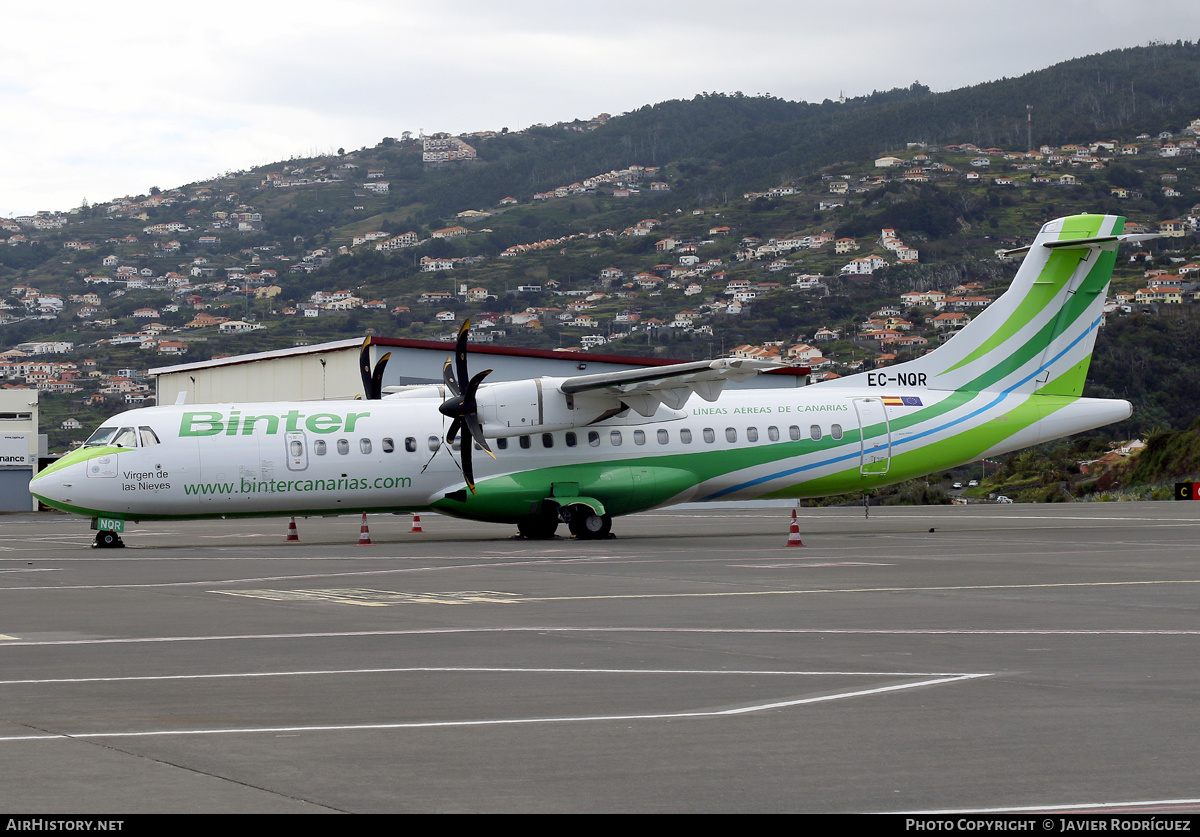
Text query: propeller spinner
438 320 495 494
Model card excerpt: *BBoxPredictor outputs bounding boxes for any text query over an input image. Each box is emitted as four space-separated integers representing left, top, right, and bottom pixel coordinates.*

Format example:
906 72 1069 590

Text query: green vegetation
3 41 1200 502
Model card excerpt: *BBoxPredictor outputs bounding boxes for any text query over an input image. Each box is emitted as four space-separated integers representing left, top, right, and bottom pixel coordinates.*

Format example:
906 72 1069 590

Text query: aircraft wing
558 358 784 417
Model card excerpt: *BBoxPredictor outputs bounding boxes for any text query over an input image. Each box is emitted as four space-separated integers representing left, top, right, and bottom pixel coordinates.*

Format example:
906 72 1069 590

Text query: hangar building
150 337 808 405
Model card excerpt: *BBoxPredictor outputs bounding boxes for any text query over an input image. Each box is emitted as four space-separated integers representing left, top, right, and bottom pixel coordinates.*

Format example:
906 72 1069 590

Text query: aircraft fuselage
30 383 1129 525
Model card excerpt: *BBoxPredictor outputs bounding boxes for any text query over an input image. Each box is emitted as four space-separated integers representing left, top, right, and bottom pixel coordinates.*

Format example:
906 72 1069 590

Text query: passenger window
610 431 623 446
314 440 327 455
542 433 554 448
725 427 737 443
680 428 692 444
657 429 669 445
360 438 372 454
427 435 441 452
588 431 600 447
634 430 645 446
703 428 715 444
810 425 822 441
789 425 801 441
337 438 349 455
289 440 303 457
565 432 577 447
519 435 531 449
451 437 462 451
831 424 843 440
405 437 416 452
768 426 780 442
747 427 759 442
496 437 508 450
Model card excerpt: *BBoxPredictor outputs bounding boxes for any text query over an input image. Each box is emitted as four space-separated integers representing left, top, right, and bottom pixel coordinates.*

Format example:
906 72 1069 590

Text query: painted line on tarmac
900 797 1200 814
1 626 1198 648
0 673 990 742
0 556 641 591
9 573 1195 601
0 665 987 686
518 577 1200 604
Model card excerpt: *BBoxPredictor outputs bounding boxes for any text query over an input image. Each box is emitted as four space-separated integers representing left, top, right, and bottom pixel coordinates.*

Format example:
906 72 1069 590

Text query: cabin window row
492 424 844 450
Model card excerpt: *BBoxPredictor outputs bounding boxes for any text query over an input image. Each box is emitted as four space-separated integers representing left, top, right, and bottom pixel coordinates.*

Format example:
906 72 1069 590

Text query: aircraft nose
28 454 83 507
29 469 66 503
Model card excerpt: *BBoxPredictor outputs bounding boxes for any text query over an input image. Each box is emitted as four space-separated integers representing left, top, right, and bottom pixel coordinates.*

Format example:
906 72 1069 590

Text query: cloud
3 0 1199 215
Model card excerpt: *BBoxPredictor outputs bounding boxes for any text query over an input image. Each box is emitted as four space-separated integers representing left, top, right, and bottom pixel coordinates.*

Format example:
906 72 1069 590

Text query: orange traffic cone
357 512 372 546
787 508 804 547
286 517 299 542
410 513 423 534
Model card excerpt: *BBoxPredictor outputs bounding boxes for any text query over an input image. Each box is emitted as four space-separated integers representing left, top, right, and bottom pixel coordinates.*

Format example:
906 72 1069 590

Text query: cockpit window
86 426 138 448
84 426 118 447
139 426 160 447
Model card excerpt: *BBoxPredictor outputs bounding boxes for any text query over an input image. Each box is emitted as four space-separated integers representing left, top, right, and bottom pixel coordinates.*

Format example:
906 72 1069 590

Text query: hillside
2 41 1200 457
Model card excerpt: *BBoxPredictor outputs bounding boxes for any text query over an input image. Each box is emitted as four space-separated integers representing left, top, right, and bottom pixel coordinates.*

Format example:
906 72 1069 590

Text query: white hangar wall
151 338 808 405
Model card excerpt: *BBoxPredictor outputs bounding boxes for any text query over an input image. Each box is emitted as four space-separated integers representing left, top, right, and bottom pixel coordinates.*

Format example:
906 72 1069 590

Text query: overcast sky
3 0 1198 217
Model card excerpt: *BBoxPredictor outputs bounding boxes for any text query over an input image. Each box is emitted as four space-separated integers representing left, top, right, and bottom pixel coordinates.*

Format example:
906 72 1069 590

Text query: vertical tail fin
823 214 1146 395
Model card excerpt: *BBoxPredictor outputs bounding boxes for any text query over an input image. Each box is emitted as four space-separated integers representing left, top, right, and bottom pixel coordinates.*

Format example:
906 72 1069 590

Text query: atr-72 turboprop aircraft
32 214 1146 547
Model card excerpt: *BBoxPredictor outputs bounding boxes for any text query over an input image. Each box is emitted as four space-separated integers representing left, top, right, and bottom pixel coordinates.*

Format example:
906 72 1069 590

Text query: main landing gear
566 506 612 539
517 506 560 540
92 530 125 549
516 504 613 540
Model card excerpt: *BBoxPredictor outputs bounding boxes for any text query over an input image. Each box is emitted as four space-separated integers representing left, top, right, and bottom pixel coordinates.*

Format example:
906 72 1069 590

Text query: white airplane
31 214 1149 547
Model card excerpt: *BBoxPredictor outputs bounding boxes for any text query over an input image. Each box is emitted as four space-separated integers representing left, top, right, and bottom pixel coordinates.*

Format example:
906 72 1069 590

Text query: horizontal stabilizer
1000 231 1160 257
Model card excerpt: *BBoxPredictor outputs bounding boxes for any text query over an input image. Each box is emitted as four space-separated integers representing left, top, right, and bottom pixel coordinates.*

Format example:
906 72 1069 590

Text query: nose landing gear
92 530 125 549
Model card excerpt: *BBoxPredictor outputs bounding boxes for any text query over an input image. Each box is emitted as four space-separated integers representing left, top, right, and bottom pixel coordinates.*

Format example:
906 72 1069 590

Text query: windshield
84 426 138 448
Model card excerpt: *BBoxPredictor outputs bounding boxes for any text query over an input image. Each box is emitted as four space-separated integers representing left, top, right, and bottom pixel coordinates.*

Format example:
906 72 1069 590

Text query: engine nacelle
475 379 583 437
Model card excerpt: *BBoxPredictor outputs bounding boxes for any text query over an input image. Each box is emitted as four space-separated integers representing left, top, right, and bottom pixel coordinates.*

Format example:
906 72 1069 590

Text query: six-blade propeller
438 321 495 493
359 324 496 494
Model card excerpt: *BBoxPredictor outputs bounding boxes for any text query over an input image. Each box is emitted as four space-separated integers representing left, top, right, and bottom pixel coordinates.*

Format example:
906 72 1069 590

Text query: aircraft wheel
568 507 611 539
517 511 559 540
94 530 123 549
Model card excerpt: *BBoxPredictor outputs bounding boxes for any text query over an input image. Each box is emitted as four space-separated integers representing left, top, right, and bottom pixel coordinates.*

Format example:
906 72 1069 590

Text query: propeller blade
460 438 476 495
464 368 492 399
454 320 471 398
465 414 495 458
369 352 391 400
442 358 460 397
358 337 373 398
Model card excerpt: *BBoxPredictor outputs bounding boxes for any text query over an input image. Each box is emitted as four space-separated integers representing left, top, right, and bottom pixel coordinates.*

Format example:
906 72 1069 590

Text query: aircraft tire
517 512 559 540
568 507 612 539
94 531 122 549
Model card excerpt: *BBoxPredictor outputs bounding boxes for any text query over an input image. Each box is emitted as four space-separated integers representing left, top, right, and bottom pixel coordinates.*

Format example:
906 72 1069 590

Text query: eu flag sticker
882 396 923 407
